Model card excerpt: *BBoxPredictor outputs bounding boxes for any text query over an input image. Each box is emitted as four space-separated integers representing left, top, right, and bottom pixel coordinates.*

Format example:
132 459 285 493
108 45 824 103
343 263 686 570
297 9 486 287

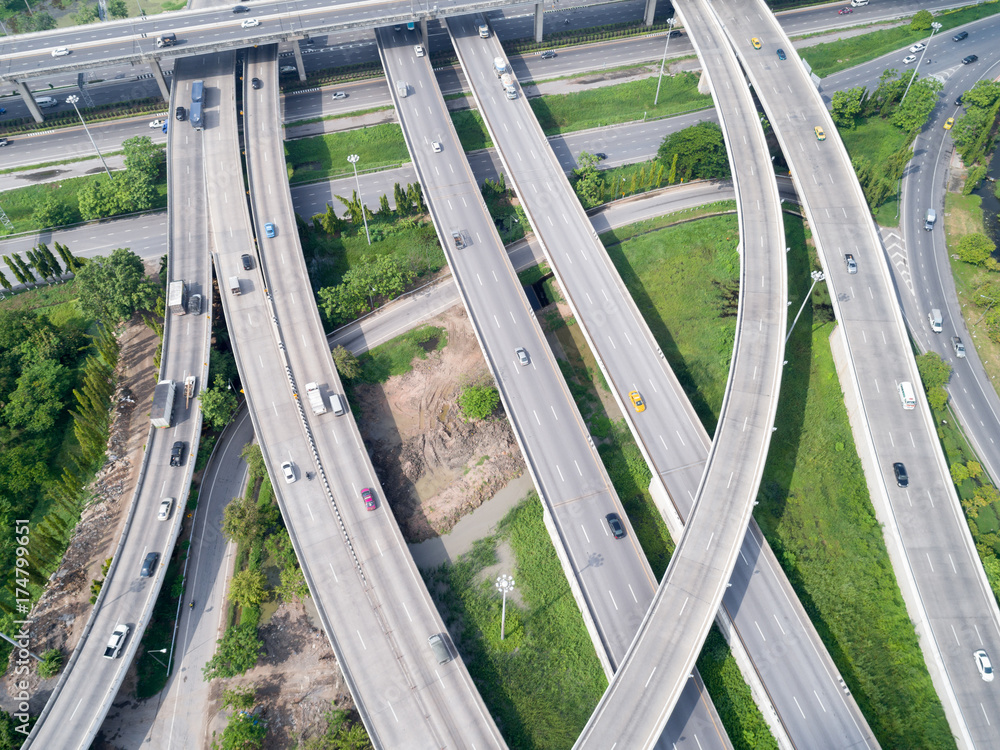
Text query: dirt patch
355 305 526 542
0 309 159 713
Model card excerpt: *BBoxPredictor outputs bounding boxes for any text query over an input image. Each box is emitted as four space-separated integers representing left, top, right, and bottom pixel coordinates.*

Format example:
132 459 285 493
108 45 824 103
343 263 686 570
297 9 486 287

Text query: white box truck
500 73 518 99
928 308 942 333
305 382 328 415
167 280 187 315
151 380 176 428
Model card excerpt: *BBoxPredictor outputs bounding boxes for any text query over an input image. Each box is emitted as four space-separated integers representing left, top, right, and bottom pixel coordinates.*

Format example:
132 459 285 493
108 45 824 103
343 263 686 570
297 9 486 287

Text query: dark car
232 4 249 12
963 54 978 64
953 31 968 41
955 94 964 106
140 551 159 578
776 48 786 60
893 462 909 488
175 106 186 121
594 152 607 160
251 77 262 89
241 253 252 270
540 50 557 59
668 29 682 38
170 441 184 467
606 513 626 539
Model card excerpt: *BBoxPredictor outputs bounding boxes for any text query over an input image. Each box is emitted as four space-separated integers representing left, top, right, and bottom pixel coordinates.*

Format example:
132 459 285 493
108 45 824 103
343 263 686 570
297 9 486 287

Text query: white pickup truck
103 624 129 659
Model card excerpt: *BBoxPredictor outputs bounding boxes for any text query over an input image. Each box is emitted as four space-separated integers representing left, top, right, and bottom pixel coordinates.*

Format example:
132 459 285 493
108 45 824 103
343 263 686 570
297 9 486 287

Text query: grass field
530 71 711 135
285 124 412 183
353 325 448 385
451 109 494 152
839 116 912 172
423 496 608 750
801 1 1000 78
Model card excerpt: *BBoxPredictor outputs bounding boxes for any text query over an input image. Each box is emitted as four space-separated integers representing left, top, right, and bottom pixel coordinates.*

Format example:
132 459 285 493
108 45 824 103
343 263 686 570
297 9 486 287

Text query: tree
55 242 82 273
956 233 996 265
107 0 128 18
74 248 157 324
915 351 951 391
38 243 63 278
571 152 604 208
393 183 410 214
302 708 372 750
332 345 362 380
202 622 264 680
0 270 11 292
199 375 239 429
221 494 271 547
122 135 164 180
11 253 36 286
656 122 730 182
967 461 983 480
377 194 392 217
3 359 70 433
230 568 269 609
222 685 257 712
951 462 970 485
889 77 942 132
831 87 866 128
220 710 267 749
458 384 499 420
27 11 56 31
909 9 933 31
33 196 77 230
37 649 63 679
241 442 266 481
72 3 100 24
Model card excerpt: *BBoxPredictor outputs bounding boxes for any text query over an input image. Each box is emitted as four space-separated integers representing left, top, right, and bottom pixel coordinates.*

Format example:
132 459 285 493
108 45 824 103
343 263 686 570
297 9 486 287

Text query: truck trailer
305 382 327 415
500 73 518 99
167 280 187 315
493 56 508 77
151 380 176 428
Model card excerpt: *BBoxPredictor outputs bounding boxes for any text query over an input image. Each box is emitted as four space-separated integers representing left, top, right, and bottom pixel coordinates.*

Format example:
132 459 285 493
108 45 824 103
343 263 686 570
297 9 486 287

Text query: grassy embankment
838 117 911 227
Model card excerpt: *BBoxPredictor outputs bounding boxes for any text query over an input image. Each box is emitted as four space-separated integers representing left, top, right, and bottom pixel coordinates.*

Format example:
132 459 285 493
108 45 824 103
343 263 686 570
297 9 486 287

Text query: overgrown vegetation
950 80 1000 181
481 174 528 243
348 325 448 387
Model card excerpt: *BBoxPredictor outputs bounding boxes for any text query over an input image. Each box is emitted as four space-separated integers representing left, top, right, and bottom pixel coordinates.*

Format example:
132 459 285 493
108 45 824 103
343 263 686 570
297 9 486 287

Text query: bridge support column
16 81 44 123
644 0 656 26
534 2 544 42
149 59 171 101
420 18 428 45
291 44 306 81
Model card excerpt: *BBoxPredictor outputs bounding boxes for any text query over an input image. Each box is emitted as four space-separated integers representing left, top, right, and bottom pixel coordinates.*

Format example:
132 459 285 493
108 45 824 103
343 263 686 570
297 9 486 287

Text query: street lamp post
900 22 941 103
65 95 112 179
974 294 996 326
653 17 676 107
495 574 515 640
347 154 372 246
786 270 825 344
146 648 168 668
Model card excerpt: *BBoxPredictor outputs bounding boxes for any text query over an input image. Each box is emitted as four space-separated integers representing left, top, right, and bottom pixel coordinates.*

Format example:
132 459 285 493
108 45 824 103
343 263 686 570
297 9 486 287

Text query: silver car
516 347 530 366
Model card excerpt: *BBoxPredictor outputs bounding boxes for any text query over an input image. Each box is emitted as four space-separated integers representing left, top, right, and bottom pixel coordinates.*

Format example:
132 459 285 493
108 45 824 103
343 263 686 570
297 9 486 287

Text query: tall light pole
347 154 371 246
900 21 941 104
653 17 676 107
786 269 825 344
495 574 515 640
65 95 112 179
974 294 996 326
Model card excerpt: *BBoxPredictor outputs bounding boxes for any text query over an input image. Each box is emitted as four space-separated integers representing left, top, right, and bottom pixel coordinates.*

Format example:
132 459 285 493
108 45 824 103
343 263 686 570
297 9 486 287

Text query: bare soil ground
355 306 526 542
0 311 158 714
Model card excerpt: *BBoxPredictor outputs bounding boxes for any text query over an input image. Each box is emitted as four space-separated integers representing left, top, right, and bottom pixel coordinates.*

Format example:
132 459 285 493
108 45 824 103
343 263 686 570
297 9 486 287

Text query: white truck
167 280 187 315
305 382 327 415
493 56 508 77
151 380 176 429
478 23 490 38
103 624 129 659
928 308 943 333
500 73 518 99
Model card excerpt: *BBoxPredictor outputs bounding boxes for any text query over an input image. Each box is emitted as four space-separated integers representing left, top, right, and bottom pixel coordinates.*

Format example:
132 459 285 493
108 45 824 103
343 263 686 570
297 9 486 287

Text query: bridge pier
420 18 428 45
149 59 171 102
16 81 44 123
643 0 656 26
534 2 544 42
291 43 306 81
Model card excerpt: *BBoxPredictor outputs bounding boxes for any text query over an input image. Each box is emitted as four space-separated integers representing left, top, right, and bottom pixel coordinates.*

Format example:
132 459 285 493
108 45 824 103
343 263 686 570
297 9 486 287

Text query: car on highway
51 47 70 57
953 336 966 358
169 441 184 467
750 37 762 49
594 152 607 160
814 126 826 141
606 513 626 539
944 117 954 130
902 54 917 64
415 44 425 57
251 77 262 89
175 106 186 121
362 487 376 511
149 119 165 128
845 253 857 274
838 7 852 14
975 649 994 681
241 253 253 270
393 24 402 31
516 347 530 366
331 91 347 99
103 624 129 659
281 461 296 483
909 43 926 53
0 138 8 147
279 65 297 74
540 50 557 59
776 48 786 60
241 17 260 28
953 31 968 41
963 54 978 64
140 552 159 577
955 94 964 106
264 222 276 238
432 141 443 153
892 462 908 488
232 4 249 11
158 497 174 520
629 390 645 412
188 293 202 315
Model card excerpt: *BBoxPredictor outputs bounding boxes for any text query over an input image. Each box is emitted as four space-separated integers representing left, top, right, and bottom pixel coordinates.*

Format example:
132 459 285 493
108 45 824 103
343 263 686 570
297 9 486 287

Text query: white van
331 393 346 416
898 381 916 410
928 308 942 333
850 0 869 6
35 96 58 108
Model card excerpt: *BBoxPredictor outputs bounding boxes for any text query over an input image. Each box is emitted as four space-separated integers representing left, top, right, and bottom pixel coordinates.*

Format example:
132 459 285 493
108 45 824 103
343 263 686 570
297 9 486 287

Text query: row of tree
1 243 81 292
76 136 164 222
310 182 427 237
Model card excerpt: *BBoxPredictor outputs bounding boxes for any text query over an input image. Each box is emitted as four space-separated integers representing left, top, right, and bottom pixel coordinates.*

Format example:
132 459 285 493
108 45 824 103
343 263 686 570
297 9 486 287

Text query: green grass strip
353 325 448 385
285 123 412 183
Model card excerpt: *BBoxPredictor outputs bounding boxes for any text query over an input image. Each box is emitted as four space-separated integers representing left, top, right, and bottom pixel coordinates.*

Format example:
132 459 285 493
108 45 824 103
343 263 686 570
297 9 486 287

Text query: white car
975 649 994 682
281 461 296 484
431 141 442 153
50 47 70 57
415 45 425 57
902 54 917 64
149 119 165 128
331 91 347 100
241 18 260 28
909 42 926 53
158 497 174 521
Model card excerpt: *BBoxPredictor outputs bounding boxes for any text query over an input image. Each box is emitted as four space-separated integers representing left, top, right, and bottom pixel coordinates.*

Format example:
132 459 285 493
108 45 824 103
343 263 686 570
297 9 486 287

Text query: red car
839 7 853 13
362 488 376 511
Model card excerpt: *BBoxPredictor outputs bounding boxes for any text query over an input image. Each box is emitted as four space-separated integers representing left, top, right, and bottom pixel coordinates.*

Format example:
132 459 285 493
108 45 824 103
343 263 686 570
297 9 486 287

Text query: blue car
264 222 275 238
776 48 786 60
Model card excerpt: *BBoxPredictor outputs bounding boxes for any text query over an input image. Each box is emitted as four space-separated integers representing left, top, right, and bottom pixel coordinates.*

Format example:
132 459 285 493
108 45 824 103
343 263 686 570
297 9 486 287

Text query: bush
963 165 988 196
458 384 500 420
37 649 63 679
956 233 996 265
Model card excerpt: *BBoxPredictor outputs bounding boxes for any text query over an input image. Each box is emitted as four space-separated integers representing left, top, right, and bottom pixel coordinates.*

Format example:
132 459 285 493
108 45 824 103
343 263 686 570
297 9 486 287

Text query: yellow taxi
629 391 646 413
751 37 762 49
944 117 955 130
814 126 826 141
